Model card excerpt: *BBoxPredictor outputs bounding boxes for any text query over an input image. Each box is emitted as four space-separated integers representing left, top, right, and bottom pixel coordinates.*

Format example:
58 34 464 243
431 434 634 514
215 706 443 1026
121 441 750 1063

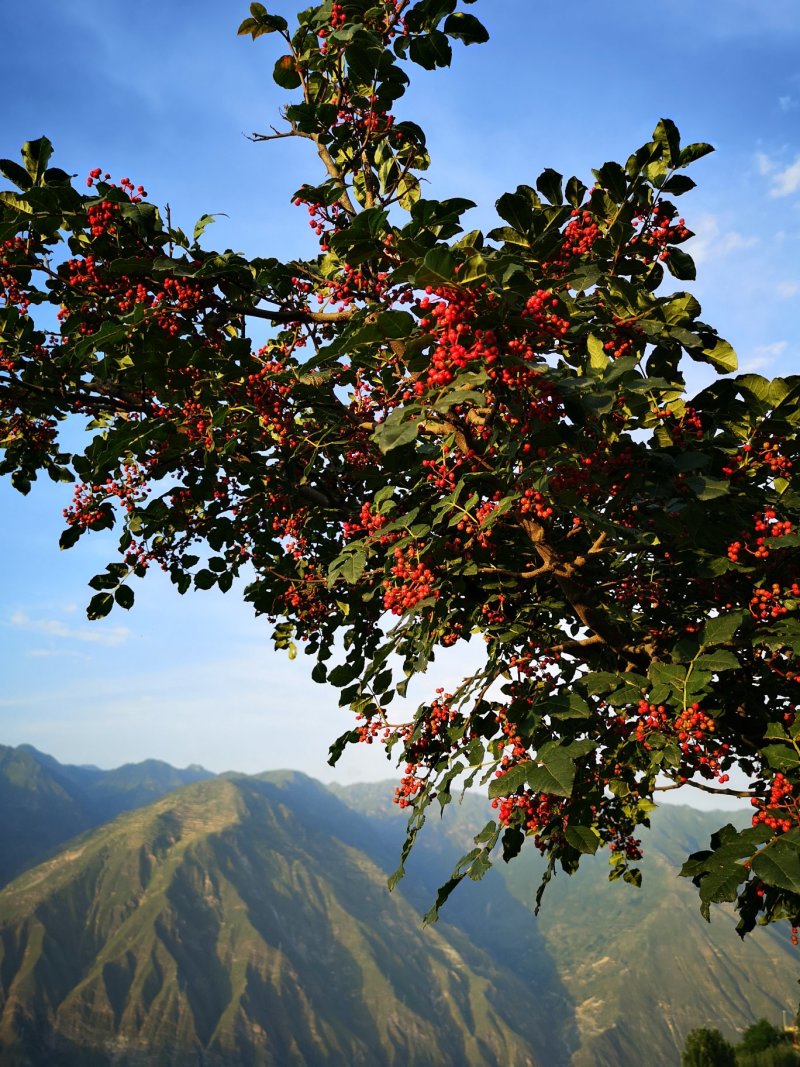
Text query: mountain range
0 744 796 1066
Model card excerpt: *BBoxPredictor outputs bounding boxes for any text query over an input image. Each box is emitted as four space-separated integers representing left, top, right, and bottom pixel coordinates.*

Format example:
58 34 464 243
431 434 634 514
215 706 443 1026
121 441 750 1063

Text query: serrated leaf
488 761 531 799
752 840 800 894
762 745 800 773
702 337 737 374
679 142 714 166
87 592 114 620
442 11 488 44
273 55 301 89
0 158 32 191
664 247 696 281
565 825 601 855
193 213 221 243
587 333 609 371
701 611 745 647
374 410 420 453
115 585 135 610
694 650 740 672
328 546 366 585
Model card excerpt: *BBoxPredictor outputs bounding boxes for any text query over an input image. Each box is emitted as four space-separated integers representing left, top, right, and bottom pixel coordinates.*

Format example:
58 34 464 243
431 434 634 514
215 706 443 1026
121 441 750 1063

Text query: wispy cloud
777 280 800 298
9 610 129 647
779 96 799 113
688 213 758 264
759 151 800 196
740 341 789 373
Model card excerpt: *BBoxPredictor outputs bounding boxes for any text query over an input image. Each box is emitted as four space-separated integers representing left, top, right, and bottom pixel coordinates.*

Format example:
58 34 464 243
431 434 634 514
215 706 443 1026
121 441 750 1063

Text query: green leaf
565 825 601 855
328 662 361 687
59 526 82 550
664 247 696 281
328 546 367 586
702 338 737 374
594 161 627 202
21 137 53 185
525 752 576 797
587 334 609 371
752 840 800 894
488 761 531 799
701 612 745 647
409 31 452 70
273 55 301 89
653 119 681 167
0 158 32 191
761 745 800 773
374 409 420 453
87 592 114 620
193 213 221 243
679 142 714 166
694 650 740 673
194 569 217 590
660 174 696 196
535 168 563 206
685 474 730 500
114 585 135 610
495 190 533 233
442 12 489 44
418 245 457 284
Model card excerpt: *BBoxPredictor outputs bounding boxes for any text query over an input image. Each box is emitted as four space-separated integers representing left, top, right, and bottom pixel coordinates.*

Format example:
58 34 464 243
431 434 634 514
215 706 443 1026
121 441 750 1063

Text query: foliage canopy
2 0 800 938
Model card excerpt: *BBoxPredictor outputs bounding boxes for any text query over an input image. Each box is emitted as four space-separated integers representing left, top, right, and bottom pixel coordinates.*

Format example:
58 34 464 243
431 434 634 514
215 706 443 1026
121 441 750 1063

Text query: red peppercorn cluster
382 546 438 614
64 464 148 531
0 237 33 313
522 289 570 338
752 773 799 834
419 287 500 388
727 510 794 563
630 205 691 262
519 488 553 520
342 500 389 540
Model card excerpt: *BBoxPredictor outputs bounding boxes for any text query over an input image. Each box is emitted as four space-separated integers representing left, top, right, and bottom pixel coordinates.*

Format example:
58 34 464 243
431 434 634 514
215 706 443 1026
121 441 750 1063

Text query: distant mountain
0 744 213 887
0 773 570 1067
2 752 797 1066
332 782 799 1066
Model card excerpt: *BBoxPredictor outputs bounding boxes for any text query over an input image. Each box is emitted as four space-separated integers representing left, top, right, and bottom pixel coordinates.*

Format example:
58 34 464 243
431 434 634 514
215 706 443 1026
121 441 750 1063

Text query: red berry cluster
64 465 148 531
522 289 570 339
419 286 500 388
382 546 438 614
0 237 32 313
752 773 799 834
630 205 691 261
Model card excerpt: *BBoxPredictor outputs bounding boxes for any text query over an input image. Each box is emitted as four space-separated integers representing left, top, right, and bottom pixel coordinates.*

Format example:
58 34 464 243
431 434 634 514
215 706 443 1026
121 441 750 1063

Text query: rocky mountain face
0 772 569 1067
0 744 212 888
0 748 796 1066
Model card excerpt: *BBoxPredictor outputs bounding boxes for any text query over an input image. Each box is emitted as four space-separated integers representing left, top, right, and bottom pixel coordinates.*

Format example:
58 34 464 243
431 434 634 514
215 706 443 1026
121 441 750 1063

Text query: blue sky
1 1 799 794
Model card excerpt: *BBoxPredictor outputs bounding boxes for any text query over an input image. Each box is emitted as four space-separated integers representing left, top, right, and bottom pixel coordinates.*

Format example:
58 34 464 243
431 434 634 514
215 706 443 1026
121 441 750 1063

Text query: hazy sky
1 1 799 799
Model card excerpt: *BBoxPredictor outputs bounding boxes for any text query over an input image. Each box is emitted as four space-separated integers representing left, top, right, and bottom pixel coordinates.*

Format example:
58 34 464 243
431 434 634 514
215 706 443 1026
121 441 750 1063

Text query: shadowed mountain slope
0 744 212 888
0 774 570 1067
332 782 799 1066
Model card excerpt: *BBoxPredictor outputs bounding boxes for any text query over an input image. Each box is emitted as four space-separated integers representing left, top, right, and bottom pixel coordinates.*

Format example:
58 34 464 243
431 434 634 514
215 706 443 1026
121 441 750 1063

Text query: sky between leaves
0 0 798 797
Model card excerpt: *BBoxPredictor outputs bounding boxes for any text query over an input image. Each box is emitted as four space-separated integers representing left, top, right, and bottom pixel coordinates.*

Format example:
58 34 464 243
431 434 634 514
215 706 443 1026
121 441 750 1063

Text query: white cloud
756 151 775 175
769 155 800 197
779 96 799 113
777 280 800 298
688 213 758 264
9 610 130 647
740 341 789 373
